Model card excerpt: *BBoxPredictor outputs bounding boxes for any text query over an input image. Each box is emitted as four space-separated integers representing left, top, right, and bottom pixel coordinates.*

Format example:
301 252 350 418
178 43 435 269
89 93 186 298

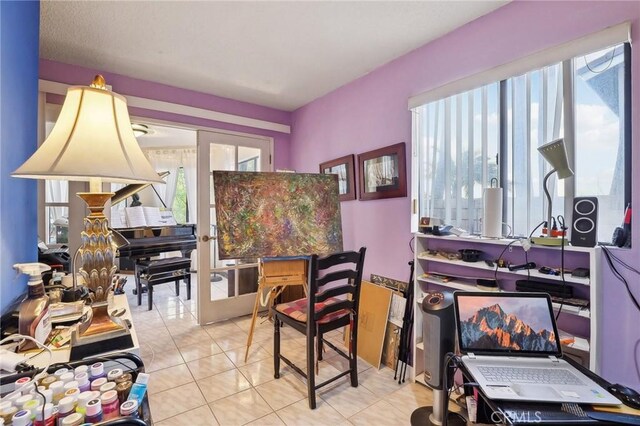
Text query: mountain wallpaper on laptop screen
460 303 557 351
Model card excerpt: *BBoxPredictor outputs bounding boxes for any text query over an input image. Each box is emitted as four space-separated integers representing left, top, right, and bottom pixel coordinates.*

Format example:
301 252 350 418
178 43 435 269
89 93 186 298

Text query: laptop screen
453 292 561 356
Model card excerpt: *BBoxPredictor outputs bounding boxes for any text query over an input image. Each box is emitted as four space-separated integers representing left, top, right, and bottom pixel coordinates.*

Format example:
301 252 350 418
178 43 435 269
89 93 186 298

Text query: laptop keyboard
478 366 585 385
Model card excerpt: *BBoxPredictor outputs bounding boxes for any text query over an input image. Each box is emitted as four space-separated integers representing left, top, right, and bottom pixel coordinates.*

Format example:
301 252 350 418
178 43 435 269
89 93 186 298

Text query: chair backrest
307 247 366 329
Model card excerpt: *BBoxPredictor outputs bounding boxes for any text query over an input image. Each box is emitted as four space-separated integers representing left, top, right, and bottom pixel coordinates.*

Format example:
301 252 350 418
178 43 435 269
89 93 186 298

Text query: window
44 180 69 244
413 42 630 242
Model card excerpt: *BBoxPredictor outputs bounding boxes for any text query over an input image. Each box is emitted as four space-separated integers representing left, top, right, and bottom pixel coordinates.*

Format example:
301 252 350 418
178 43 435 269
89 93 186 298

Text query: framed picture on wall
319 154 356 201
358 142 407 201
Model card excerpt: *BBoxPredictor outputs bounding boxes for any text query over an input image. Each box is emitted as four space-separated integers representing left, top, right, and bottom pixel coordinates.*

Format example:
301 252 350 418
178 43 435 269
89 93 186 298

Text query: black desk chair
271 247 366 409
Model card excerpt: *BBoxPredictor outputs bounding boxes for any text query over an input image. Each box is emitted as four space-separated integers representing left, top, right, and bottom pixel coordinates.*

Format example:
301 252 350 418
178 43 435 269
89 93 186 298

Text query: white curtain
181 149 197 223
145 149 181 208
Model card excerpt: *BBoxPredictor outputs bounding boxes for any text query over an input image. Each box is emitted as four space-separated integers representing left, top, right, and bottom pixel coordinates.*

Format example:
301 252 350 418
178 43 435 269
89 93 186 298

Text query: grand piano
110 178 197 270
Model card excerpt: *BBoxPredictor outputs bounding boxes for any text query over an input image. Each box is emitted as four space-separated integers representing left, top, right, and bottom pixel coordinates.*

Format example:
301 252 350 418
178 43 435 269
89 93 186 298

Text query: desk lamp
532 138 574 246
13 75 162 356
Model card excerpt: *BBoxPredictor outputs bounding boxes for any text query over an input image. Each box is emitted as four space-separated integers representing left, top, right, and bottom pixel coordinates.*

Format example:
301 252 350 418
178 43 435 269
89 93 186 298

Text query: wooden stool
135 257 192 310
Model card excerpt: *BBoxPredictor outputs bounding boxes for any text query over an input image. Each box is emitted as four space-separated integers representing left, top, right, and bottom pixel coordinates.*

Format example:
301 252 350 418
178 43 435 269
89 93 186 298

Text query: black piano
115 224 197 268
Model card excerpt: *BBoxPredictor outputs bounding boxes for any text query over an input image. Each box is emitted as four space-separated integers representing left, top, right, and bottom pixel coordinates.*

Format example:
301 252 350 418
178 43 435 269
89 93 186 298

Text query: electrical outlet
508 246 513 252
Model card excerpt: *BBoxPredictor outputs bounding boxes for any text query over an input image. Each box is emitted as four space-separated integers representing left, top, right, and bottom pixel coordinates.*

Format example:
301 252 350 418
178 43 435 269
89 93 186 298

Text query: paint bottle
99 382 116 395
114 373 132 385
36 387 53 405
58 374 74 386
106 369 122 383
62 381 78 393
89 378 106 393
48 382 65 405
39 376 58 390
22 400 39 420
63 389 79 404
115 381 132 404
11 410 33 426
73 366 88 376
119 400 138 418
74 392 93 416
33 403 55 426
100 391 119 421
0 404 18 425
53 369 69 380
56 397 75 426
89 364 105 381
83 400 102 424
73 374 90 393
60 412 83 426
15 377 32 393
127 373 149 406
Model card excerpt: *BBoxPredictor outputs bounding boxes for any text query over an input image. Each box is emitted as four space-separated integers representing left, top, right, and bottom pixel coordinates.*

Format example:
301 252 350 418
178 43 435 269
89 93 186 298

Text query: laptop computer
453 291 621 405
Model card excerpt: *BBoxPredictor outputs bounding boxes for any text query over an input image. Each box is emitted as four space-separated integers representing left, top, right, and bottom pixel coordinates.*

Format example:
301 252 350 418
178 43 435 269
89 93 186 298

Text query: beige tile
139 338 178 357
148 364 194 395
348 400 404 426
277 398 346 426
179 340 223 362
213 332 250 351
384 382 434 422
204 320 245 339
186 353 236 380
323 354 372 374
238 358 280 387
137 325 173 343
246 413 285 425
148 382 206 422
143 347 185 373
172 328 213 347
209 388 273 425
358 367 406 397
155 404 218 426
197 369 252 402
225 344 271 367
255 375 308 411
318 381 377 418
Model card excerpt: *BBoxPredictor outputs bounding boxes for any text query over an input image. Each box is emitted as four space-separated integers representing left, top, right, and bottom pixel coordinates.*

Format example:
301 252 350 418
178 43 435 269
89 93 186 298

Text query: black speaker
421 291 456 390
571 197 598 247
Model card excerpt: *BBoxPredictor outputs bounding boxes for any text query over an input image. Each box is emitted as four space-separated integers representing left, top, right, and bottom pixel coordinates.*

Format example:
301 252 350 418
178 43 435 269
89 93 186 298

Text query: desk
461 358 640 424
19 294 139 369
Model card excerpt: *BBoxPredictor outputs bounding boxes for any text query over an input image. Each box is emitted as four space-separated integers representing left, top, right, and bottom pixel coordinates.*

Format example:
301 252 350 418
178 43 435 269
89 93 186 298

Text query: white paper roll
483 187 503 238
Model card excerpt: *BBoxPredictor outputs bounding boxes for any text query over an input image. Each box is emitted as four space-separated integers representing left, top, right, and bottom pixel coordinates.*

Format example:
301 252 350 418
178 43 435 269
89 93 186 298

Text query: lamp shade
13 76 163 184
537 138 574 179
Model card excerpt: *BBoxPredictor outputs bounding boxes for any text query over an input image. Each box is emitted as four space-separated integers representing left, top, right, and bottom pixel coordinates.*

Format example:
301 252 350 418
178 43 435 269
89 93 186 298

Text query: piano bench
135 257 192 310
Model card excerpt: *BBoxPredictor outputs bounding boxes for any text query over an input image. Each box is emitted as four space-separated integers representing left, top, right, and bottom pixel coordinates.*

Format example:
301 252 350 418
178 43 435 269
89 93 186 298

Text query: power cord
600 245 640 312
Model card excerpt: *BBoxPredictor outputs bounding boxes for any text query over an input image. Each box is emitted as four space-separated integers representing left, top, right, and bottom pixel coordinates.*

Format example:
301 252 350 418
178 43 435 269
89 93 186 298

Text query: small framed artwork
319 154 356 201
358 142 407 201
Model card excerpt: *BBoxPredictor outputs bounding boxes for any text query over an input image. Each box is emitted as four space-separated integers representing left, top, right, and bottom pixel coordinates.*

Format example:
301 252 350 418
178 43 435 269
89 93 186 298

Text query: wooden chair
271 247 366 409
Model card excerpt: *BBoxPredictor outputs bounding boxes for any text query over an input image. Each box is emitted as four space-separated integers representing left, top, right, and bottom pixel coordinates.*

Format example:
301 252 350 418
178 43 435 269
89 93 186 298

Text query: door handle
201 235 211 242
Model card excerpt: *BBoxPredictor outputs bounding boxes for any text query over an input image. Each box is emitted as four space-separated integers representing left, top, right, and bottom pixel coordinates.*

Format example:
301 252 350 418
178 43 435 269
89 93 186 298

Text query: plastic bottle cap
85 399 102 417
14 377 31 391
77 391 94 407
90 391 101 401
0 401 12 411
107 368 123 381
11 410 31 426
134 373 150 385
74 373 89 386
35 403 53 421
90 363 104 377
58 396 75 413
91 377 107 390
74 365 89 375
64 381 79 391
14 395 32 407
22 399 38 412
115 373 132 384
99 382 116 394
60 372 75 384
54 368 69 377
39 388 53 404
64 388 80 399
61 412 84 425
119 399 138 416
49 381 64 392
101 390 118 405
5 391 21 403
40 376 58 388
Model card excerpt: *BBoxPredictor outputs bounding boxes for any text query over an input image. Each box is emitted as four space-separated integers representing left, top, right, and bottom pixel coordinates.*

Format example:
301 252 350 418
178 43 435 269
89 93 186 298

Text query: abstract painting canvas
213 171 343 259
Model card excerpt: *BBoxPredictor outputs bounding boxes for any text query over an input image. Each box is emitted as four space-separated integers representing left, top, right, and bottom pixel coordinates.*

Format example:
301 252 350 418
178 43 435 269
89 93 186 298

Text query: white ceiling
40 1 508 111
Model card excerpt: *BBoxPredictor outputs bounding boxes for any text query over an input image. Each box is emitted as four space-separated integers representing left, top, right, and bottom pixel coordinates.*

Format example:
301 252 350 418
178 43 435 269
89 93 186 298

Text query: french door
196 130 271 324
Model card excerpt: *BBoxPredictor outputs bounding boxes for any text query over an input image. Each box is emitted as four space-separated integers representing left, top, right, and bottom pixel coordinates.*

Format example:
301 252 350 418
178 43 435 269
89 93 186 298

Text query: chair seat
275 296 349 324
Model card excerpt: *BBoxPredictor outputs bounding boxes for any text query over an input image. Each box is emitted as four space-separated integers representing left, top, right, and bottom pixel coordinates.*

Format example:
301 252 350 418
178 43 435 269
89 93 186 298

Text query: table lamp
13 75 163 356
533 138 574 246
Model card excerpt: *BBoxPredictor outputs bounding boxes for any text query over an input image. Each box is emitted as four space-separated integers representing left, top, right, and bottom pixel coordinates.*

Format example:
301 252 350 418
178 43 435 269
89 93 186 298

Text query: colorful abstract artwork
213 171 343 259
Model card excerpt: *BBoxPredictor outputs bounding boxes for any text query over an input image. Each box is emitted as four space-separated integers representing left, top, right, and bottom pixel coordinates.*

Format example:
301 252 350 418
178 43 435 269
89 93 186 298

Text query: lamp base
410 407 466 426
530 236 569 247
70 314 133 361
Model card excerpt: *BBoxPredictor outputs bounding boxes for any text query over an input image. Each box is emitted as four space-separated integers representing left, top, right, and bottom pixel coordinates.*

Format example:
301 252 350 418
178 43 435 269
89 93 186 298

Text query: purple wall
291 1 640 387
0 1 40 313
39 59 292 170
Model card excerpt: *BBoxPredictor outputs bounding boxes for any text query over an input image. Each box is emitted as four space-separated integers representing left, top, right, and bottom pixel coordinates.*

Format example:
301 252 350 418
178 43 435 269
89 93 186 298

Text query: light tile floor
128 281 447 425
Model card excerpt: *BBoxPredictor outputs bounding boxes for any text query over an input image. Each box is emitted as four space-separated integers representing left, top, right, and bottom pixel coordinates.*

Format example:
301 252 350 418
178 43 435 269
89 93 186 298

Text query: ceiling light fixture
131 123 150 138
